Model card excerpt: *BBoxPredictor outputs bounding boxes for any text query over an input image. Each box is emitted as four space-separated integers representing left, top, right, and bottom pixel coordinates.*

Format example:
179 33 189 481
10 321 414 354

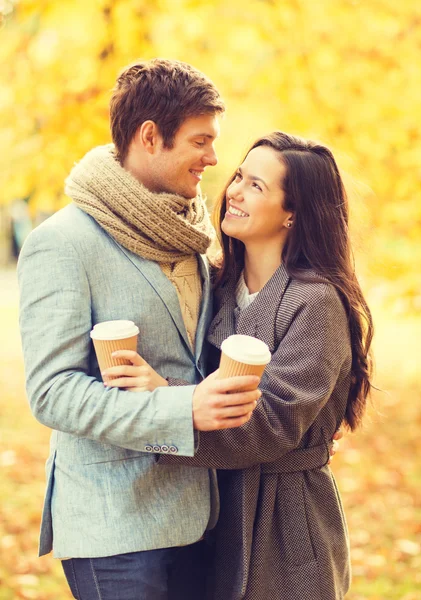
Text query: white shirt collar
235 271 259 310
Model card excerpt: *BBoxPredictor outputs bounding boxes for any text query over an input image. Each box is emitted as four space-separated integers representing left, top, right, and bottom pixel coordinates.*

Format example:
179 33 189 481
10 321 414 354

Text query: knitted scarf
65 144 214 263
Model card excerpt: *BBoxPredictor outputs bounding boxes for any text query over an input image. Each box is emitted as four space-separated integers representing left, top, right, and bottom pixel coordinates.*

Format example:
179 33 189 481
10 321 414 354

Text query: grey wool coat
160 263 353 600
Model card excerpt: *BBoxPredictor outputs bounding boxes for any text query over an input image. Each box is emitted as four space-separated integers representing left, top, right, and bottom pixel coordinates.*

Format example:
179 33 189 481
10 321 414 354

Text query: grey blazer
160 264 352 600
17 203 218 559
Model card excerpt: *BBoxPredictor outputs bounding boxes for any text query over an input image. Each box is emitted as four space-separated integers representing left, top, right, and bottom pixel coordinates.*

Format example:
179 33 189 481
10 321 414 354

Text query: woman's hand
102 350 169 392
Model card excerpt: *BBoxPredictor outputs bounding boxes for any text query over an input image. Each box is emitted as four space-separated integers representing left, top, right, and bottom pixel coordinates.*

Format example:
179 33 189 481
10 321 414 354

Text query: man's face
148 114 220 198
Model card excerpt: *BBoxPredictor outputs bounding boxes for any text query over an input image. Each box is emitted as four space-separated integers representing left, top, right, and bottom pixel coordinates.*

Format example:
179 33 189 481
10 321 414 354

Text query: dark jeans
61 540 208 600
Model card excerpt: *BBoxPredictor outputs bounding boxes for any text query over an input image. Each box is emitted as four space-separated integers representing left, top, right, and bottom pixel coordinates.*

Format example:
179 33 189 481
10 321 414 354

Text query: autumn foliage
1 1 420 598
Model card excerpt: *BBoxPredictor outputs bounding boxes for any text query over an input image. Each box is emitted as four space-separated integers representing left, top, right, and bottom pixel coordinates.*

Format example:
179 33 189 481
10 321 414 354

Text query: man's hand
192 370 261 431
328 428 344 464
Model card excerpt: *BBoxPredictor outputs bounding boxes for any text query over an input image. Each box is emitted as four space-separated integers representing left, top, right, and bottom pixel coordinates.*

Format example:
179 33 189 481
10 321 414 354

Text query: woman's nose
228 182 244 202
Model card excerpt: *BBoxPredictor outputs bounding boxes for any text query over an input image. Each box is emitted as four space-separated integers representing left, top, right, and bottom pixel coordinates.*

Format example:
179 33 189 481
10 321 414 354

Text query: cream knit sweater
160 256 202 351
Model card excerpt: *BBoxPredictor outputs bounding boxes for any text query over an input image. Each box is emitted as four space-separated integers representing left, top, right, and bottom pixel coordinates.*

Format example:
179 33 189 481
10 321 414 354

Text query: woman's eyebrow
238 166 269 190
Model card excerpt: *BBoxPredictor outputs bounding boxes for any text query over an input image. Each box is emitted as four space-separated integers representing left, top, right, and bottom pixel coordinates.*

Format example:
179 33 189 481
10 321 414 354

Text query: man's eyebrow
190 133 218 139
238 166 269 190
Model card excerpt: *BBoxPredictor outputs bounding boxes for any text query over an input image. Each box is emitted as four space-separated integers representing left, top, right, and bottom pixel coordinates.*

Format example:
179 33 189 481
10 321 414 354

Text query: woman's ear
284 214 294 229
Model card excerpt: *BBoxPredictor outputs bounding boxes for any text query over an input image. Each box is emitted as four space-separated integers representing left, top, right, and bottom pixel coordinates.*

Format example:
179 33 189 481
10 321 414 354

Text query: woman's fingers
104 376 149 390
102 364 149 379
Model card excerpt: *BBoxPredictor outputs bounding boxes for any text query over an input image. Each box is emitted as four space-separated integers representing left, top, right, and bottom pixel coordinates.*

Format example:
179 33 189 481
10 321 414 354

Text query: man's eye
196 141 205 147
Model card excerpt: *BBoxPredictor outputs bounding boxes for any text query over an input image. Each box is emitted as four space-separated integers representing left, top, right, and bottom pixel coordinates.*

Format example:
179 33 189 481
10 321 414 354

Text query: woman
104 132 373 599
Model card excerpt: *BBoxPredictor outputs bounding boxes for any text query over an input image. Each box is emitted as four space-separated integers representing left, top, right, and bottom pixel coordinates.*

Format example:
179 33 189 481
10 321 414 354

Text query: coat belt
261 443 330 474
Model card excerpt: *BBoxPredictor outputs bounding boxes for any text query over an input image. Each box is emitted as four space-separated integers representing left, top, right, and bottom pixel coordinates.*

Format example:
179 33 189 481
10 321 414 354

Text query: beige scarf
65 144 214 263
65 144 212 349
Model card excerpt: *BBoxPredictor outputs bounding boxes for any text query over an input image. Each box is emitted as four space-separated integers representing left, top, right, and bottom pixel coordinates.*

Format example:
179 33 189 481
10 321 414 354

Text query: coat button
169 445 178 454
161 445 169 453
144 445 153 452
153 445 161 452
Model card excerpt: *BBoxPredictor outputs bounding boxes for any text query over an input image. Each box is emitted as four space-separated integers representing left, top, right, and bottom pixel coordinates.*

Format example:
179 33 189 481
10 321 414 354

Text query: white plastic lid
90 320 139 341
221 334 271 365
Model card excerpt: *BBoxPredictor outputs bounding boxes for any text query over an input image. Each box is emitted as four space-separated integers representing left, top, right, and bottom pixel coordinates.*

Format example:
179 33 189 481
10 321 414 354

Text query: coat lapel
194 254 212 363
236 263 291 352
208 264 291 353
207 275 237 349
114 243 193 357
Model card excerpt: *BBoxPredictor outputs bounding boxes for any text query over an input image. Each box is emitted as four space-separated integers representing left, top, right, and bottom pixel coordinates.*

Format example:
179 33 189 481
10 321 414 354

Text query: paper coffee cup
218 334 271 382
90 320 139 380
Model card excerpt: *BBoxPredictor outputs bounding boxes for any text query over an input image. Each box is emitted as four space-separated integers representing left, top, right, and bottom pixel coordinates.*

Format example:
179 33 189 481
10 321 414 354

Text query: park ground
0 267 420 599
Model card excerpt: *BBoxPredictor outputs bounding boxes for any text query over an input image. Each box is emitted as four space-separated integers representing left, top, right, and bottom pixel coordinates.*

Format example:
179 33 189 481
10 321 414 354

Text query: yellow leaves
396 539 421 556
27 28 59 67
1 0 420 295
113 0 151 59
0 450 17 466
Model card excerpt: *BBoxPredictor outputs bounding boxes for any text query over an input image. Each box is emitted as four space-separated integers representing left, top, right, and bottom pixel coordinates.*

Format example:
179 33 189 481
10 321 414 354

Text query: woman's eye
252 182 262 192
234 172 242 181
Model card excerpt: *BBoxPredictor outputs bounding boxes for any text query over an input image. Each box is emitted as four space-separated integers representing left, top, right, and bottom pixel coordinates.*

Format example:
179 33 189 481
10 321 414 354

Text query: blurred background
0 0 420 598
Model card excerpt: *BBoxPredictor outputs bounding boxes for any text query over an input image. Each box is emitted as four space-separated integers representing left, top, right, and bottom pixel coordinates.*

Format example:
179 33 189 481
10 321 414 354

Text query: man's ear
138 120 161 154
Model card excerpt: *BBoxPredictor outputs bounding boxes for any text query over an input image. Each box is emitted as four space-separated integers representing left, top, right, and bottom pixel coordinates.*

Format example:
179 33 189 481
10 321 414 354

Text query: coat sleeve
18 224 196 456
159 283 351 469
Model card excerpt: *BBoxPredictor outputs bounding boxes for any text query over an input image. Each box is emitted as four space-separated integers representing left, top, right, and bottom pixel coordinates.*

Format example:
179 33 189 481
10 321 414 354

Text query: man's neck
123 153 151 189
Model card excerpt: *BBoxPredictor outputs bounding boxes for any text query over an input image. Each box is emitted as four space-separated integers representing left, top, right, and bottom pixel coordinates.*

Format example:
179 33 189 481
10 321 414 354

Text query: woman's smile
226 204 249 218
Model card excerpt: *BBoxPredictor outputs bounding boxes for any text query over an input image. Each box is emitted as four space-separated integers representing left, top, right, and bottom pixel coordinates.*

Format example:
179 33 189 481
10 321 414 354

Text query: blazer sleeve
18 224 197 456
159 283 351 469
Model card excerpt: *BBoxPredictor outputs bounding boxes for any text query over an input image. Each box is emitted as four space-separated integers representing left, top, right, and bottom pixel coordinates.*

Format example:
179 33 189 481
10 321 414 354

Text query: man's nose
203 146 218 167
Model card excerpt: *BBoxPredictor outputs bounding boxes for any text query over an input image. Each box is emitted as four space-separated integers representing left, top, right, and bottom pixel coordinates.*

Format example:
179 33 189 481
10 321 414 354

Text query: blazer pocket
276 481 316 567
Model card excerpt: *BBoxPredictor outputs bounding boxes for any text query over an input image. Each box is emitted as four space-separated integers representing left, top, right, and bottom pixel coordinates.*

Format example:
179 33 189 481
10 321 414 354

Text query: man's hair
110 58 225 163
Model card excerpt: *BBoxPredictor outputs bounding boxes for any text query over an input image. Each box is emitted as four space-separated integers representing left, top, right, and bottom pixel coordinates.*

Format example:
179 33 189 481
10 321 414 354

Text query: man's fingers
330 439 339 456
213 388 261 406
214 412 253 430
217 401 257 419
207 369 220 380
213 375 261 394
110 350 148 366
332 428 343 441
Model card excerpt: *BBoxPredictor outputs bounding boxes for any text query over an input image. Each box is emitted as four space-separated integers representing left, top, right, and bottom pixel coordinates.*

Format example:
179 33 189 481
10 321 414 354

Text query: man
18 59 261 600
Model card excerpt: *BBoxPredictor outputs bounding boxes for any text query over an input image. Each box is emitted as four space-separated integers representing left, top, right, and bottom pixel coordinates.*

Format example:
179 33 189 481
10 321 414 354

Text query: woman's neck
243 240 284 294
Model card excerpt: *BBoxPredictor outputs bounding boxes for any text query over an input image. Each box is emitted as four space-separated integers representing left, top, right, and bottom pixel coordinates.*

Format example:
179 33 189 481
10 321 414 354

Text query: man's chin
180 186 200 200
159 184 198 199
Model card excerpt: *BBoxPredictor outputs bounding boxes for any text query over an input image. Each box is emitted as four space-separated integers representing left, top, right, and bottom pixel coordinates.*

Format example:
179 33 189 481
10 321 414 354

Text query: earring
287 222 293 228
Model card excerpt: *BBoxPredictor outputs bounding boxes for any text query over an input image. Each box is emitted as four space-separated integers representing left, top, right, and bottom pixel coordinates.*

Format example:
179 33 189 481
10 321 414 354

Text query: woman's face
221 146 292 245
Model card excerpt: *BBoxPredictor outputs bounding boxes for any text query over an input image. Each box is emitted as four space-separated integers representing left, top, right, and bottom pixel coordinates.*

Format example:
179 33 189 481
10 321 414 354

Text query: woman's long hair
213 132 373 430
